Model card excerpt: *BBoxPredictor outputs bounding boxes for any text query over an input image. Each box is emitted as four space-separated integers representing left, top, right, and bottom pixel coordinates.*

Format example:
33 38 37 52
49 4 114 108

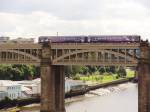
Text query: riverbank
21 82 137 112
0 77 135 112
66 77 134 98
87 77 134 90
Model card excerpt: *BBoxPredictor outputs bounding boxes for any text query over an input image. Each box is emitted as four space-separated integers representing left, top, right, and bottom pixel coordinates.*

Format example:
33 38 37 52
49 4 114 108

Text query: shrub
72 74 80 80
103 72 111 76
116 75 119 79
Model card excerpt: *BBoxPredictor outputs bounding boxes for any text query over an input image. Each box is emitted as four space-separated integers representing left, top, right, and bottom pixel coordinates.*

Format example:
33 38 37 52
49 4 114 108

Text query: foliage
126 69 135 78
72 74 80 80
80 74 116 83
117 66 127 78
64 65 83 78
64 65 130 81
0 64 40 81
0 64 132 82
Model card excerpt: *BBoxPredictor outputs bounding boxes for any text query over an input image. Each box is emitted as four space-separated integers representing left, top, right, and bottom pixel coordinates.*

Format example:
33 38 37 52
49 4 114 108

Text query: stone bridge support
41 65 56 112
138 41 150 112
40 43 66 112
54 66 66 112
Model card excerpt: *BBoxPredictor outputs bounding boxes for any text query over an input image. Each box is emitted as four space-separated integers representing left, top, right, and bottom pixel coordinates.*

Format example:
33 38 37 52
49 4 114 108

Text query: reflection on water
66 83 138 112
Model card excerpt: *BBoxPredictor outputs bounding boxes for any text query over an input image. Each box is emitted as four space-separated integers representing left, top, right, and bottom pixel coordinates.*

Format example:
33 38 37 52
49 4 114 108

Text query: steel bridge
0 43 139 66
0 42 149 112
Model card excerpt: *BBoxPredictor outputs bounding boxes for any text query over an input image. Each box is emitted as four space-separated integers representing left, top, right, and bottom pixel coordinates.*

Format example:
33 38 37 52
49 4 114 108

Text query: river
21 83 138 112
66 83 138 112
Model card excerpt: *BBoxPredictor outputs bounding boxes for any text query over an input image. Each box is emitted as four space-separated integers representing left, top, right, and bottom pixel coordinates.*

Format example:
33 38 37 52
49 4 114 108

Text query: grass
126 69 135 78
80 74 118 83
79 69 135 84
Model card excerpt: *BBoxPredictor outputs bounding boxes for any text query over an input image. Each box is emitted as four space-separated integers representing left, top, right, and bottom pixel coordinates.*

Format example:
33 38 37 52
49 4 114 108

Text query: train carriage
88 35 140 43
38 35 140 43
38 36 85 43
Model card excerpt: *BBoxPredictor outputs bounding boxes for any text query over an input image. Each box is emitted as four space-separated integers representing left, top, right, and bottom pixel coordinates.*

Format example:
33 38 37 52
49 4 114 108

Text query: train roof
88 35 140 36
39 35 140 38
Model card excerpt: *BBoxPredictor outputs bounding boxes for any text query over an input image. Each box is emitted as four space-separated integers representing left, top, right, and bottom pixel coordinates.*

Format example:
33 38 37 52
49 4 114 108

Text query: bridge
0 41 149 112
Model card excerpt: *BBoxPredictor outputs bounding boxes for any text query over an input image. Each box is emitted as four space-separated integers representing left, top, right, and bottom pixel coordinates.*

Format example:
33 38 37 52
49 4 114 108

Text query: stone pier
138 41 150 112
41 65 56 112
40 43 66 112
54 66 66 112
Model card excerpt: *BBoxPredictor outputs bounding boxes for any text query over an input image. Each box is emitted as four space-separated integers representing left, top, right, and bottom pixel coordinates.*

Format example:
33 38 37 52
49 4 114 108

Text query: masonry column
138 41 150 112
54 66 66 112
41 43 56 112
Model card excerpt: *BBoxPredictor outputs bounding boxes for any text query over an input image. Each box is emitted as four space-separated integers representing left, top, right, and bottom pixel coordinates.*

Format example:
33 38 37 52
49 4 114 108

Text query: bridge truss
0 43 140 66
51 43 140 66
0 43 42 65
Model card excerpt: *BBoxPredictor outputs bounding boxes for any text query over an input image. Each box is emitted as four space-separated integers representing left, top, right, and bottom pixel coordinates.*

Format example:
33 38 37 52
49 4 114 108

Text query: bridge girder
51 43 139 66
0 43 42 65
0 43 139 66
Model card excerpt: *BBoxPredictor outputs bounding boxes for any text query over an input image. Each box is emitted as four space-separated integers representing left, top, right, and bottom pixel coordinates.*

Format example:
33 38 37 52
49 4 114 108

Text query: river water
66 83 138 112
21 83 138 112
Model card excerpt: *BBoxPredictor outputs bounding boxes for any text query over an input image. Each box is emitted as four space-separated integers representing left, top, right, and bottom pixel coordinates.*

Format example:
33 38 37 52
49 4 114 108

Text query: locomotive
38 35 140 43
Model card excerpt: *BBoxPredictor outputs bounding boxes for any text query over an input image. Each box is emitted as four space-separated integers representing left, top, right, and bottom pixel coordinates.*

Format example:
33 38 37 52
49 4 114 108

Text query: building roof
0 80 21 87
32 78 40 82
15 78 40 86
21 86 31 91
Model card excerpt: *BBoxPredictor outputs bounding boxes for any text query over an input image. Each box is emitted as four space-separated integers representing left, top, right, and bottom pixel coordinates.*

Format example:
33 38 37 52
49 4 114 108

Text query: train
38 35 141 43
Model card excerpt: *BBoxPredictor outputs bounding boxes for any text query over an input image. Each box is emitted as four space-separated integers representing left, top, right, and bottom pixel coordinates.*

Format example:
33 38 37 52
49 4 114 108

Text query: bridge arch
0 49 41 63
53 49 137 63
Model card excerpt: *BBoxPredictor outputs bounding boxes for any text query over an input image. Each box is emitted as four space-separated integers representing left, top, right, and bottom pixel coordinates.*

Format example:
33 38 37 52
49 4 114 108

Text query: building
21 86 32 98
16 78 41 97
0 79 41 100
0 36 10 43
0 78 87 100
0 91 7 100
11 37 34 43
65 80 71 93
0 80 22 100
32 78 41 94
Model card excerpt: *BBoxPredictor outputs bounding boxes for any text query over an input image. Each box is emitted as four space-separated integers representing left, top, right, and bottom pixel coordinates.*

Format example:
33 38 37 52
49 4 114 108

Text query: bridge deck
51 43 140 49
0 43 140 66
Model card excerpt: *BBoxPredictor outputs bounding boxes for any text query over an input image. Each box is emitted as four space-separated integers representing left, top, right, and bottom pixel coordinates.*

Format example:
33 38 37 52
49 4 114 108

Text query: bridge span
0 41 149 112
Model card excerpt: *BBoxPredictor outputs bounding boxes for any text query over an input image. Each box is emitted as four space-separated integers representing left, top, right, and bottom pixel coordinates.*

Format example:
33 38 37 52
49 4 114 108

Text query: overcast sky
0 0 150 40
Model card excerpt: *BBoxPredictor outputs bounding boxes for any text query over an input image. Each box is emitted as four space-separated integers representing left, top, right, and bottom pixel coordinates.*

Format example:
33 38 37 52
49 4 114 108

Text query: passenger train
38 35 141 43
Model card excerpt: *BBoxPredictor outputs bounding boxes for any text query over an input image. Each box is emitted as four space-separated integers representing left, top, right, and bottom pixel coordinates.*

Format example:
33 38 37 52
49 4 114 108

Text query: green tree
64 66 72 78
117 66 127 78
109 66 117 74
98 66 105 74
0 64 40 80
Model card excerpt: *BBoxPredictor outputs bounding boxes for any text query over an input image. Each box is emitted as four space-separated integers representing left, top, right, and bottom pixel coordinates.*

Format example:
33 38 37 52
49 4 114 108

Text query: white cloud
0 0 150 40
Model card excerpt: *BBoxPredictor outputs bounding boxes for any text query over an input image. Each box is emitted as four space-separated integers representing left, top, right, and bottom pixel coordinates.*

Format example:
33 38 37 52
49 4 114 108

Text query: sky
0 0 150 40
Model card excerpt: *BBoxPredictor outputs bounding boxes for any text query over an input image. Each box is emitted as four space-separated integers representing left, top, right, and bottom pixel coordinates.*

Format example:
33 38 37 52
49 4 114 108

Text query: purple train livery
38 35 140 43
